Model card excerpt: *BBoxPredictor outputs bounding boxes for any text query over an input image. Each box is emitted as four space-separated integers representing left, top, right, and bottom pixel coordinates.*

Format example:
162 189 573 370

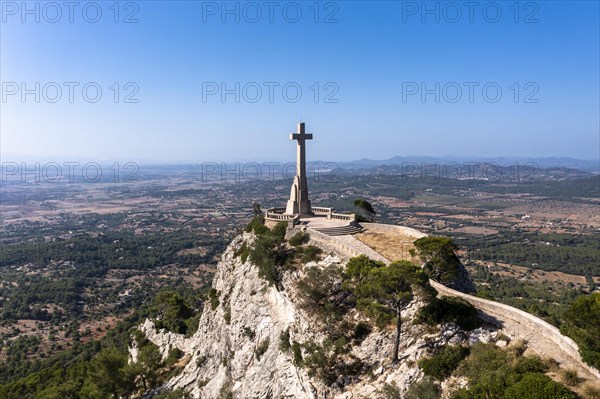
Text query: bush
297 265 350 321
289 231 309 246
292 341 303 365
451 343 575 399
405 377 441 399
504 372 577 399
417 296 482 331
255 338 270 361
561 293 600 370
234 242 250 263
223 305 231 325
352 321 372 344
150 290 194 334
301 340 367 385
381 382 402 399
245 216 268 235
559 369 580 387
166 347 184 366
208 289 220 310
218 382 234 399
249 223 293 286
300 245 322 263
279 328 291 352
582 382 600 399
419 345 470 380
196 355 208 368
413 236 460 283
512 355 547 374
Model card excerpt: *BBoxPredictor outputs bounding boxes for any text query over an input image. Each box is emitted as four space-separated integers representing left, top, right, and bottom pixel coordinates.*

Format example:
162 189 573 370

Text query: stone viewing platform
265 207 360 235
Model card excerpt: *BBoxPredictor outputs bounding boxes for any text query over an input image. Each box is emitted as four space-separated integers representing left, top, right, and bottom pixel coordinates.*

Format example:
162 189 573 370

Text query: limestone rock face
133 233 490 399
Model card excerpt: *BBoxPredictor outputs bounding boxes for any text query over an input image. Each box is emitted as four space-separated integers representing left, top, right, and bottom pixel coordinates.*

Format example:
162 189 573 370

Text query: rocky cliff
131 232 502 399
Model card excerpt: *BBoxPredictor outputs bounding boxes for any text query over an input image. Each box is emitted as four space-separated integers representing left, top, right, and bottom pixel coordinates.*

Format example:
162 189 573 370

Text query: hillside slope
132 232 510 398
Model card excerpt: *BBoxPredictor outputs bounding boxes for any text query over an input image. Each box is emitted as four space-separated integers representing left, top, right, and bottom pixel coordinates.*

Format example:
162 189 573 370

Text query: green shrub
218 382 234 399
451 343 575 399
279 328 291 352
234 242 250 263
301 340 366 385
405 377 441 399
504 372 577 399
271 221 288 239
300 245 322 263
249 223 293 286
166 347 184 366
417 296 482 331
297 265 349 321
512 355 547 374
419 345 470 381
245 216 268 235
255 338 270 361
292 341 303 366
561 293 600 370
352 321 372 344
381 382 402 399
208 289 220 310
150 290 194 334
223 305 231 325
198 378 210 388
289 231 309 246
413 236 460 283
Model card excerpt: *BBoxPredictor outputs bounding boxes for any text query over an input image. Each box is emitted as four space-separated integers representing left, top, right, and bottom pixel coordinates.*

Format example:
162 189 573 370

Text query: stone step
310 225 364 236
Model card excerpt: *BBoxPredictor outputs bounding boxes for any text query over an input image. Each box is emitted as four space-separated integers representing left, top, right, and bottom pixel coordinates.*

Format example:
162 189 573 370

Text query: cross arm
291 133 313 140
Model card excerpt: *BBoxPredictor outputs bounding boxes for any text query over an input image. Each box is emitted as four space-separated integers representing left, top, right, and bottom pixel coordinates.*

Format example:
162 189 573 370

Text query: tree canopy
560 292 600 370
343 256 429 362
353 199 376 222
413 236 460 283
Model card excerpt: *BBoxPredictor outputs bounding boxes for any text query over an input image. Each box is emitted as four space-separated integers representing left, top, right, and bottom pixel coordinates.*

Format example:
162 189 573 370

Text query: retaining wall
431 280 600 379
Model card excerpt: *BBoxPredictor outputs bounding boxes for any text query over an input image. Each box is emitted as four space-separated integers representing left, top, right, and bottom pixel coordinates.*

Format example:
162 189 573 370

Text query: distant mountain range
2 153 598 174
332 156 599 173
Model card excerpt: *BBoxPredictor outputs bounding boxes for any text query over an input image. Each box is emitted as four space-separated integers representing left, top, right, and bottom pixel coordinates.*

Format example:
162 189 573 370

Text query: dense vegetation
0 230 223 324
416 341 579 399
462 232 600 276
450 343 577 399
244 217 322 286
469 263 588 326
413 236 460 283
417 296 482 331
0 287 204 397
560 293 600 370
343 255 430 362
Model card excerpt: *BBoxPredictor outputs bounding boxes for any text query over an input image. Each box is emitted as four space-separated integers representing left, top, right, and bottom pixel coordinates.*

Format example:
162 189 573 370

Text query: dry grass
559 369 580 386
354 230 419 263
581 382 600 399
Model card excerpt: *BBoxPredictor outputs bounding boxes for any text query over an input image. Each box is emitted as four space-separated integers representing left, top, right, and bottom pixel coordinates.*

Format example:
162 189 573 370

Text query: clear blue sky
1 1 598 163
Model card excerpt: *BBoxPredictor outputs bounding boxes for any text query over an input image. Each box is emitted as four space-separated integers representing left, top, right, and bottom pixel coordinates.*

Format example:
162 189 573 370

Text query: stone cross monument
285 122 313 215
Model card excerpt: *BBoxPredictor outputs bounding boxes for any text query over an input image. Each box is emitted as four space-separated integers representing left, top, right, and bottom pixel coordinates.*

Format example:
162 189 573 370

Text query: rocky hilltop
131 225 599 398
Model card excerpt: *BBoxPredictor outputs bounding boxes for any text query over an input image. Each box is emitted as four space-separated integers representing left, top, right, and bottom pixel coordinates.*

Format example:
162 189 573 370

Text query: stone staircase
310 225 364 236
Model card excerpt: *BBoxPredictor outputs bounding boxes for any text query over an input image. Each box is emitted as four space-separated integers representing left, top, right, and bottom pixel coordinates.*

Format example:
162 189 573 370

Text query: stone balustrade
331 213 355 221
311 207 332 214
